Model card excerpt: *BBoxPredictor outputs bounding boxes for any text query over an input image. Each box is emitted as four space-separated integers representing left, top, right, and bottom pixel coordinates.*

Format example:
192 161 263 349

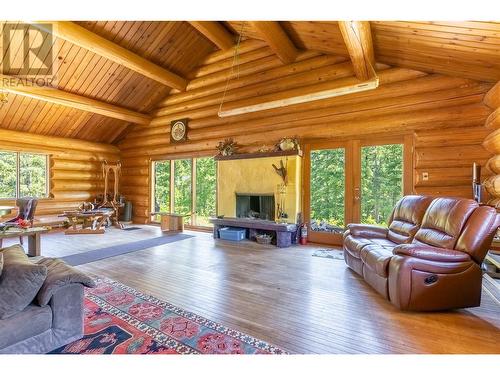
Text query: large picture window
151 157 217 227
0 151 49 199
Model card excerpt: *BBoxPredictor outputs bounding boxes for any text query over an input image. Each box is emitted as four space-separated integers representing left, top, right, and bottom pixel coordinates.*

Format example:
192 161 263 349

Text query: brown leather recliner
343 195 500 311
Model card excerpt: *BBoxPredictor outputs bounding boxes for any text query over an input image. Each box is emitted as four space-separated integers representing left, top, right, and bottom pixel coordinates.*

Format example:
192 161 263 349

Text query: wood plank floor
5 226 499 354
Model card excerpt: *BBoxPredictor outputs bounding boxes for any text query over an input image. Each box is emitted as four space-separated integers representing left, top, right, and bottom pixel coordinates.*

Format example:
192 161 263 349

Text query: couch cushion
388 195 434 244
413 198 478 249
0 245 47 319
360 245 394 277
369 238 398 250
344 235 373 258
0 304 52 350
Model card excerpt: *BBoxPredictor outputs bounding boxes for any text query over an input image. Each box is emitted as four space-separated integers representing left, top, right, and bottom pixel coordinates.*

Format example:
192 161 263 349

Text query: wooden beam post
188 21 234 50
338 21 376 80
32 21 188 91
250 21 298 64
0 74 151 125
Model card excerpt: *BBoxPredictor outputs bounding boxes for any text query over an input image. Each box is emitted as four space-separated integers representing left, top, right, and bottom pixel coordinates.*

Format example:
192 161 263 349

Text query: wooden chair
0 198 38 247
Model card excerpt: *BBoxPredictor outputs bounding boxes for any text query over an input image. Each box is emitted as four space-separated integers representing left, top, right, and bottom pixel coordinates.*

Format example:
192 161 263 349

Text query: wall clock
170 119 188 143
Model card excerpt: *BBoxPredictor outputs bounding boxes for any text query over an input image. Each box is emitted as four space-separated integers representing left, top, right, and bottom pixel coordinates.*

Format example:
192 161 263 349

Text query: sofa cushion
360 245 393 277
0 245 47 319
413 198 478 249
369 238 398 250
35 257 96 306
0 304 52 350
393 244 472 263
343 235 373 258
387 195 434 244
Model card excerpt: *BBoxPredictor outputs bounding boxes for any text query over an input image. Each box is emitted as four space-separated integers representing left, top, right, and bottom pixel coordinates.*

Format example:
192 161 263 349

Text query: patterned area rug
50 277 287 354
312 249 344 260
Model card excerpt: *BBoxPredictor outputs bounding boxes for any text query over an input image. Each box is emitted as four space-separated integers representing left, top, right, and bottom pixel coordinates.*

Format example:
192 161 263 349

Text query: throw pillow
0 245 47 319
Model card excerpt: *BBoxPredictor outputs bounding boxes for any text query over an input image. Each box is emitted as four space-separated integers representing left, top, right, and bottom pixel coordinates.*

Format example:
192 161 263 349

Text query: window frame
0 150 50 200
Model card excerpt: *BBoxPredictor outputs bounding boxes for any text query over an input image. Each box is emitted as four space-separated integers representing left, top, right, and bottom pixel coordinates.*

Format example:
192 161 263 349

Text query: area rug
50 277 287 354
60 234 194 266
312 249 344 260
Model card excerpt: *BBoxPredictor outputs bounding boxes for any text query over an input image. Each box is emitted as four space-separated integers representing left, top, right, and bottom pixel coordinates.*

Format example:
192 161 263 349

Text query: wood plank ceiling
1 21 499 144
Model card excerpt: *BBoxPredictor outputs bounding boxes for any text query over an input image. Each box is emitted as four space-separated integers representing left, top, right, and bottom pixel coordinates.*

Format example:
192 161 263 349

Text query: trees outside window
0 151 48 199
151 157 216 227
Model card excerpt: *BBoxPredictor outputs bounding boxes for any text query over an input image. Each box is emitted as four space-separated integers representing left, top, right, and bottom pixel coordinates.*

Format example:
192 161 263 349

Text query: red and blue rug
50 277 287 354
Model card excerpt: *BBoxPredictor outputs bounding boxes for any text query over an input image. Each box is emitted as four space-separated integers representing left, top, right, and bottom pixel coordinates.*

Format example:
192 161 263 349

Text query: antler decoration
272 160 288 185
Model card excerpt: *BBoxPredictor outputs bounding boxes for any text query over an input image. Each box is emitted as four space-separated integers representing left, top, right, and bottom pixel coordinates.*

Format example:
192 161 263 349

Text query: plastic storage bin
219 227 246 241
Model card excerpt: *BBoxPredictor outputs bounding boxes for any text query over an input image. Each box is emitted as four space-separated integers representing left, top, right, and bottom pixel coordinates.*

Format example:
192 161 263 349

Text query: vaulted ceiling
0 21 499 144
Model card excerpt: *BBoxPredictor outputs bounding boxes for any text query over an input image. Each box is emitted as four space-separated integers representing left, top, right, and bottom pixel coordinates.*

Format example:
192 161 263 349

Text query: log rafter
0 74 151 125
338 21 376 80
188 21 235 50
250 21 299 64
32 21 188 91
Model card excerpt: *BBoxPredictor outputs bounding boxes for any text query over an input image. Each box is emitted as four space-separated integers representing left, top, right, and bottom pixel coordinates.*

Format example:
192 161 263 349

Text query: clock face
171 120 187 141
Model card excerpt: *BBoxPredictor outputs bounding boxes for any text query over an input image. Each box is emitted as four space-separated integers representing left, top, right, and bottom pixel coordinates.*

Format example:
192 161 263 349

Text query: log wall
482 82 500 206
0 128 120 219
118 41 494 223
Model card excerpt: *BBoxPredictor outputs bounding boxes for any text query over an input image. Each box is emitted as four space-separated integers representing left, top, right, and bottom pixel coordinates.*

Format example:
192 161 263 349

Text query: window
151 157 217 227
0 151 49 199
195 157 216 226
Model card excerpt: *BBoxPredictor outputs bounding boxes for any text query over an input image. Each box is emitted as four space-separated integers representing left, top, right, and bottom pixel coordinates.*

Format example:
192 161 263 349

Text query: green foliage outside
361 144 403 226
195 157 216 226
174 159 192 224
153 160 170 213
310 144 403 230
310 148 345 228
0 152 17 198
152 158 216 227
0 151 47 199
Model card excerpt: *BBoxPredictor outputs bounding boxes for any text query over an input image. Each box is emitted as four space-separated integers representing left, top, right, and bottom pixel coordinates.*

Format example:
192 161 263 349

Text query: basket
256 234 273 245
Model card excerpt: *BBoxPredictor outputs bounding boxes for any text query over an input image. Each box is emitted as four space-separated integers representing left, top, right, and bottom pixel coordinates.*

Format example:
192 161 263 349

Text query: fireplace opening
236 193 275 221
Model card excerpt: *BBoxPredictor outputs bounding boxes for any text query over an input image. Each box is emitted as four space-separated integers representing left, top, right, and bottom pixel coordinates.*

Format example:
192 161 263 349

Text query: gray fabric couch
0 246 95 354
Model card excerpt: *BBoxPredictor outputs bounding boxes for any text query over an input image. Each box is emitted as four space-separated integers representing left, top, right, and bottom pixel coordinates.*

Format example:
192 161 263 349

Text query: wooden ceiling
1 21 499 144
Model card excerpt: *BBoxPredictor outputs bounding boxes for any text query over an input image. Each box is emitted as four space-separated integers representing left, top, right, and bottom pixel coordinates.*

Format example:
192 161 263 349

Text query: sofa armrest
347 223 388 239
393 244 471 263
35 258 96 306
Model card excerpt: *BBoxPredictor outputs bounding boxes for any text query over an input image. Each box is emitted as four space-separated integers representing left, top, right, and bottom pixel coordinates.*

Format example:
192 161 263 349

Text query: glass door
305 136 412 245
304 141 352 245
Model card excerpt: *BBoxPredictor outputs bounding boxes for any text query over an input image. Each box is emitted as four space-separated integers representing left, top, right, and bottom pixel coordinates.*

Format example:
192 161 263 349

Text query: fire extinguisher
300 224 308 245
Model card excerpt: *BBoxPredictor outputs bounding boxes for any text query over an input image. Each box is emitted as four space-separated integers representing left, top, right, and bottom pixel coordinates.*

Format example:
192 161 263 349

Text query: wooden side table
151 212 188 233
0 227 50 256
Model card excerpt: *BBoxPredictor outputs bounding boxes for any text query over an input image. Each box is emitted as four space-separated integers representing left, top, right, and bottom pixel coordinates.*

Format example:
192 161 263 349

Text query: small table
151 212 189 233
0 227 50 256
61 210 112 235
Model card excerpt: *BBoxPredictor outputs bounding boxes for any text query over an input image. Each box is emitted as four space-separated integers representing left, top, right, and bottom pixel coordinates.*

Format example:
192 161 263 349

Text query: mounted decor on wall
170 118 188 143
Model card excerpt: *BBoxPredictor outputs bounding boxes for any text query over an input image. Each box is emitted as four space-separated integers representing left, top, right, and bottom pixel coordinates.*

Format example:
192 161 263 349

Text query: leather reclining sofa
343 195 500 311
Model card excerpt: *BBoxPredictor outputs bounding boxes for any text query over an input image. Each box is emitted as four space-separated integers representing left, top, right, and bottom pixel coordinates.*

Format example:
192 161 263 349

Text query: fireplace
236 193 275 220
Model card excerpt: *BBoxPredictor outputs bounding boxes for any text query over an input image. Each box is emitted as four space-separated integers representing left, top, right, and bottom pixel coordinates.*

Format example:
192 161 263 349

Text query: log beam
484 81 500 109
188 21 235 50
250 21 298 64
338 21 376 80
32 21 188 91
0 74 151 125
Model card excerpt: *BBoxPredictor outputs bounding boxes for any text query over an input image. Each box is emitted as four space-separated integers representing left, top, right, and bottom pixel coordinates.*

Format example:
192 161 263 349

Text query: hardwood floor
5 226 499 354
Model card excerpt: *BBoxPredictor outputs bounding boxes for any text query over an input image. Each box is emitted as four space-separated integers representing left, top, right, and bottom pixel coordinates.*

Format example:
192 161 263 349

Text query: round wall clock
170 119 188 143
